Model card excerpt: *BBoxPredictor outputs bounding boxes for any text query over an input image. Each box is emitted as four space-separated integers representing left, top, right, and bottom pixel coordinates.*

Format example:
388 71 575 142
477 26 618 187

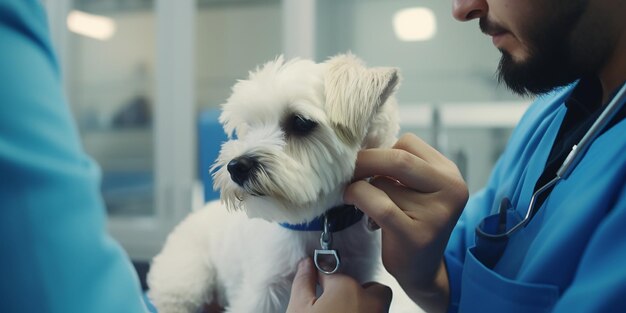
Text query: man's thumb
287 258 318 310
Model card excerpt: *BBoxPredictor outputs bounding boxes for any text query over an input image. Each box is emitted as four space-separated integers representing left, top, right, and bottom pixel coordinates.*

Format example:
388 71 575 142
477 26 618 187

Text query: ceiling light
393 7 436 42
67 10 116 41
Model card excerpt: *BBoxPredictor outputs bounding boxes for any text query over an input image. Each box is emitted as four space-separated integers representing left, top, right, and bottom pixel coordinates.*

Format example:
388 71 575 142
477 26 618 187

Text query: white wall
195 3 283 109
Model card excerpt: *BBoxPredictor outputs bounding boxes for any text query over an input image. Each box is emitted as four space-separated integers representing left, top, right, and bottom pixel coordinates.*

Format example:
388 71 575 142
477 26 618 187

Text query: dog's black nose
227 156 257 186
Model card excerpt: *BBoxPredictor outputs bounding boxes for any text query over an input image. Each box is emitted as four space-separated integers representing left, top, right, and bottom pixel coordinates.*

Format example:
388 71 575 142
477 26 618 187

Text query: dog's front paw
147 207 219 313
147 288 205 313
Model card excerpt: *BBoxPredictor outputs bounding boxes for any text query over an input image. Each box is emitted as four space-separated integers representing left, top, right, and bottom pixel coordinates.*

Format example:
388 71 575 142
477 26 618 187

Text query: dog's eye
289 115 317 135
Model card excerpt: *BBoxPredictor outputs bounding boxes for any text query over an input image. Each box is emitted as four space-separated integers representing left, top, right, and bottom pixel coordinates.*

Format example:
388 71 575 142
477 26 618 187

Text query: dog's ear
324 54 399 146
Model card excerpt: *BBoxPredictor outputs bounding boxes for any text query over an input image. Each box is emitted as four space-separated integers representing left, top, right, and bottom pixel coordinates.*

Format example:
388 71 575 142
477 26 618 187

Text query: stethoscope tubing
557 82 626 179
481 81 626 239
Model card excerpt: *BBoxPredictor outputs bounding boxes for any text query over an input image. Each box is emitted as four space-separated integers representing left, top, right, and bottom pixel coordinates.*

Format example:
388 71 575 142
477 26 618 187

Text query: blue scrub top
0 1 148 312
445 85 626 312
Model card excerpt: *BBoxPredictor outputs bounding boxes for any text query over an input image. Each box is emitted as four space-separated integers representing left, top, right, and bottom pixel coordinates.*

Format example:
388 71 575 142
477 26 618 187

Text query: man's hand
287 258 392 313
344 133 469 313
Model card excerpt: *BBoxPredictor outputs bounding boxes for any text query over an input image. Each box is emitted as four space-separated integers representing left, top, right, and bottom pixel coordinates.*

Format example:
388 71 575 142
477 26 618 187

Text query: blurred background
41 0 531 288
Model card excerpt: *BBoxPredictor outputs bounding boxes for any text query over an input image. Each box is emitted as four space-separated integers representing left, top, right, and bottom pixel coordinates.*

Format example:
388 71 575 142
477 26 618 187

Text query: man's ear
324 54 399 146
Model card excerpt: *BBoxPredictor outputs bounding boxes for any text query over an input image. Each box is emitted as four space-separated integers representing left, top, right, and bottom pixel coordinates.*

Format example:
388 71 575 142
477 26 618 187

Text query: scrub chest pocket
458 247 560 313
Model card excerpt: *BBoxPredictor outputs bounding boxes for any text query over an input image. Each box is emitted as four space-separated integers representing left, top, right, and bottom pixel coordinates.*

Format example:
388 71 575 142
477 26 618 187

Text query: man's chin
499 45 532 64
497 54 534 96
497 52 573 97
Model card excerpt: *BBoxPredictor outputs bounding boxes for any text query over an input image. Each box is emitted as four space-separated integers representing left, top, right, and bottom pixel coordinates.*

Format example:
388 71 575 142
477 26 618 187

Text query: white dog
147 54 408 313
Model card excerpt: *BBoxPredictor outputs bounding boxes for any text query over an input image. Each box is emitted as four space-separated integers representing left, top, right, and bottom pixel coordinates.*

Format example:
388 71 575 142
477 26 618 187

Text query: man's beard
493 1 594 96
496 43 575 96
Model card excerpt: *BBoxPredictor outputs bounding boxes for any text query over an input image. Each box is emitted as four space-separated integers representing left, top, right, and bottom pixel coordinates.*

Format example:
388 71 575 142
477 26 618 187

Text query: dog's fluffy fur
147 54 408 313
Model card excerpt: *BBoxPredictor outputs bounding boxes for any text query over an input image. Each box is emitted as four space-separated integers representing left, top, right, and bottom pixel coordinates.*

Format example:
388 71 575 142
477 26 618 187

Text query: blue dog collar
280 205 364 232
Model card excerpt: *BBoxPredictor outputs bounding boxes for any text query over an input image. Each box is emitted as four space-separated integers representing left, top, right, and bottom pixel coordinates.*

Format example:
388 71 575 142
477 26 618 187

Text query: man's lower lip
492 33 507 46
491 32 508 48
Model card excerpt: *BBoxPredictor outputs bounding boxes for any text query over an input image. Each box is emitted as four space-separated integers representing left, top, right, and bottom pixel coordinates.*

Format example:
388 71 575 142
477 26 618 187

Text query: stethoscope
475 81 626 252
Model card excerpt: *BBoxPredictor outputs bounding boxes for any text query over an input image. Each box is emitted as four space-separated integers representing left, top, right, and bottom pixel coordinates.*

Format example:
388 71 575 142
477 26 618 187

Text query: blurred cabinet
45 0 196 261
67 4 157 217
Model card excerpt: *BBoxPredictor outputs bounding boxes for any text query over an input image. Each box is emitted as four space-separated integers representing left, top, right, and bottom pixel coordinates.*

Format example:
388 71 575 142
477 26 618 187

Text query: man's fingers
363 282 393 310
288 258 318 307
351 149 443 193
344 180 412 231
318 271 357 293
393 133 448 165
369 176 432 216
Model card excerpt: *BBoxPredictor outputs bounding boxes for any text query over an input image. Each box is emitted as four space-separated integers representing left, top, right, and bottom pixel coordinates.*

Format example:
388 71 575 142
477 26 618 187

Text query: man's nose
452 0 487 21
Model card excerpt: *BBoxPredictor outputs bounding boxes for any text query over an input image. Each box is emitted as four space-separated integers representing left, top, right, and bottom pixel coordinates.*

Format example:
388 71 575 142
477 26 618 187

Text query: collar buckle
314 214 341 274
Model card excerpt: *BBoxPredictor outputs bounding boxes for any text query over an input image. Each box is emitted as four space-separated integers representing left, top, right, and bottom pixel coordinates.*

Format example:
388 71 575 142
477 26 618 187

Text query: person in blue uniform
0 1 149 312
288 0 626 312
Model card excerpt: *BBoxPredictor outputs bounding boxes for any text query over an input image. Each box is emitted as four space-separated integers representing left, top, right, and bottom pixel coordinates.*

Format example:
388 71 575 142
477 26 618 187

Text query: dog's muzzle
227 155 258 186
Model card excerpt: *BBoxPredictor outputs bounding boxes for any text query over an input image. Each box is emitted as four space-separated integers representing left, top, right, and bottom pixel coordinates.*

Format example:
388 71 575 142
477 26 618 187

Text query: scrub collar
565 76 603 115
